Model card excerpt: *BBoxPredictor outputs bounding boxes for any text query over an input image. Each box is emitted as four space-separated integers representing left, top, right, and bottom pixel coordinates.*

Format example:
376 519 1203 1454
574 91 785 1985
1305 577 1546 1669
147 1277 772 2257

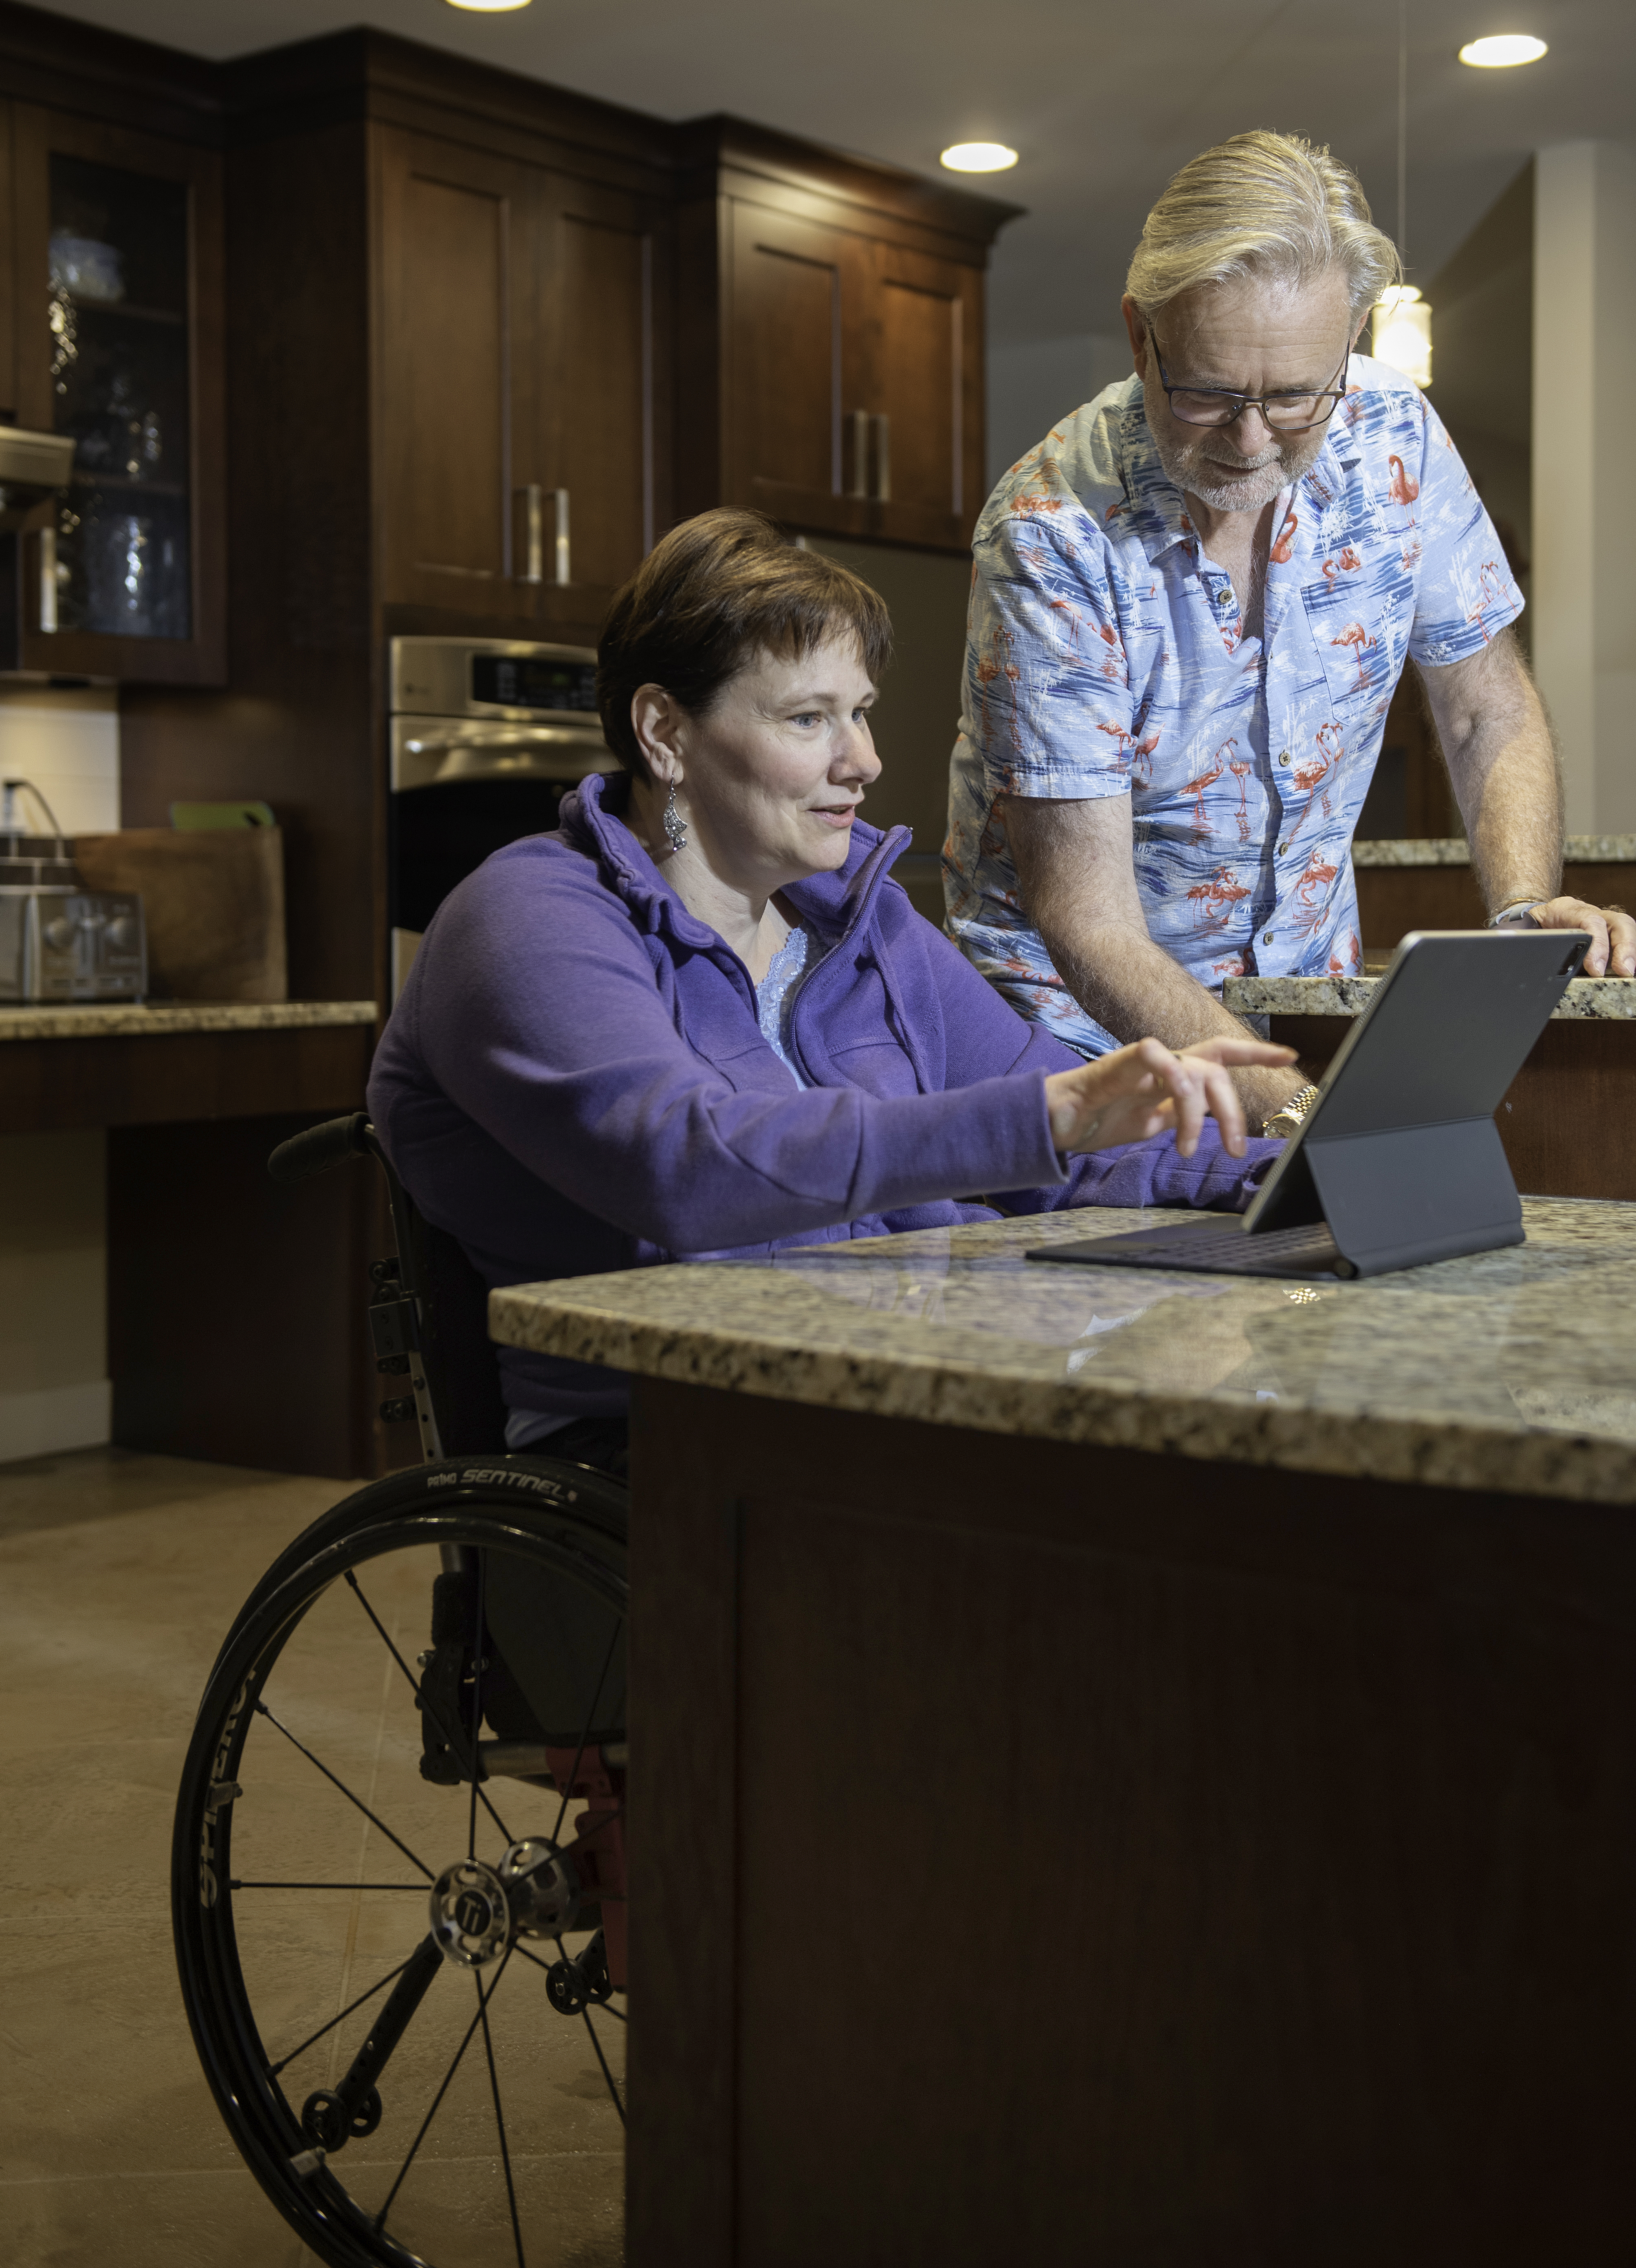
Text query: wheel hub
429 1859 511 1967
429 1839 581 1967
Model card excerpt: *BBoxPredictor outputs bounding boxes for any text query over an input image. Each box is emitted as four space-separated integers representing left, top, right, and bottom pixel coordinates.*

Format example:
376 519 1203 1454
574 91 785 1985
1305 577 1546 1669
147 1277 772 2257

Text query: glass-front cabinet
10 110 224 683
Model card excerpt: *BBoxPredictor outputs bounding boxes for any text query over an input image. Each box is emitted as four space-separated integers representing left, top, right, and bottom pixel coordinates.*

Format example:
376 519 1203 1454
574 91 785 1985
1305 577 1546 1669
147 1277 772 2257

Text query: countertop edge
0 1000 380 1040
487 1287 1636 1507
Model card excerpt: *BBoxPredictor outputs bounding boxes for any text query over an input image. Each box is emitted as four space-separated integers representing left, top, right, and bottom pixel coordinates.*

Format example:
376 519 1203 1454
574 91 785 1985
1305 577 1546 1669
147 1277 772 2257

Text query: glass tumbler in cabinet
12 113 224 683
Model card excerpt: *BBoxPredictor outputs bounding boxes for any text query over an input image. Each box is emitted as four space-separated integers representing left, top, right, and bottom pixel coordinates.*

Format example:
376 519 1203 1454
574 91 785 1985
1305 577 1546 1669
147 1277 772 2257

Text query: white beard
1151 421 1327 516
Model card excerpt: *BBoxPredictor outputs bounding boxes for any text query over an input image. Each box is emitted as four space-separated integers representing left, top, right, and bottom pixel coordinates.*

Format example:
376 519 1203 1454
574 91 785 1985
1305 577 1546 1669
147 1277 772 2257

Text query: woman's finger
1179 1037 1299 1068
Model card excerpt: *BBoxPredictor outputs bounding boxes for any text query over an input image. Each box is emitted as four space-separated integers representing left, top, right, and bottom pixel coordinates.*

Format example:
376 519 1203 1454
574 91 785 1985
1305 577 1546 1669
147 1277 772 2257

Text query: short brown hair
596 509 893 774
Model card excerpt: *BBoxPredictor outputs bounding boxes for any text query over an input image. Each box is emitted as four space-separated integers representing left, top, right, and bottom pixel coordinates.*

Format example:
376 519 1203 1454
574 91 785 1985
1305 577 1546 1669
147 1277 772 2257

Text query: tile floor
0 1446 624 2267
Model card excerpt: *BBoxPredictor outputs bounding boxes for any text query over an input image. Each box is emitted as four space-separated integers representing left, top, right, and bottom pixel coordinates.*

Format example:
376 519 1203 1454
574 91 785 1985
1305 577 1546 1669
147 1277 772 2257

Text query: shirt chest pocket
1300 570 1407 719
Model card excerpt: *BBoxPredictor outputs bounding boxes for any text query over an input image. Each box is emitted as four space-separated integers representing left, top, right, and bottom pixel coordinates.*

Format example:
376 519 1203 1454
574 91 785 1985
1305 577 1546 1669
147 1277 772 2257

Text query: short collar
559 770 912 960
1116 389 1354 567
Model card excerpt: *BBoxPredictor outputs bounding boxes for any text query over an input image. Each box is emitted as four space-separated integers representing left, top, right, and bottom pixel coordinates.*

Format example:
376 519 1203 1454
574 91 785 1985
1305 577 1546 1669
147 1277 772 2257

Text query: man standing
946 131 1634 1135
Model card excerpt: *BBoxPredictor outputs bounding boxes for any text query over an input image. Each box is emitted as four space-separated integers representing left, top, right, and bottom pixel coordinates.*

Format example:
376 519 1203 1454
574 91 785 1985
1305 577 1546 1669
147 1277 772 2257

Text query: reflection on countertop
1353 835 1636 866
0 1000 378 1040
1223 974 1636 1019
490 1197 1636 1505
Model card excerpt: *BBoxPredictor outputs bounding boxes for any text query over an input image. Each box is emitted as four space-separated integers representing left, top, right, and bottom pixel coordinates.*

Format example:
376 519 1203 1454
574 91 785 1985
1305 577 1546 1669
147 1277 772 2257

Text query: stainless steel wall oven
388 636 615 996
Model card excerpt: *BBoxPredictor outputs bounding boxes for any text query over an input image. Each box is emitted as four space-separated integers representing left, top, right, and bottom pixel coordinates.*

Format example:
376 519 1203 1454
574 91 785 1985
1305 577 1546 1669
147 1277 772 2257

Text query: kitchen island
493 1199 1636 2266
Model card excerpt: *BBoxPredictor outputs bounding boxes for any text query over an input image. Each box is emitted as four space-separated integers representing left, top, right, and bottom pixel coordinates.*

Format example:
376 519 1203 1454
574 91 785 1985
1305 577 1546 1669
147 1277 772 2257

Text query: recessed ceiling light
940 143 1019 174
444 0 532 11
1458 33 1547 67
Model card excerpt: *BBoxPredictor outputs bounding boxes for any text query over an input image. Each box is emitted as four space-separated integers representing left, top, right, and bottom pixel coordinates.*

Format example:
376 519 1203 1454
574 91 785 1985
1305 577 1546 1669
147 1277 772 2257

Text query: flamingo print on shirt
945 355 1524 1057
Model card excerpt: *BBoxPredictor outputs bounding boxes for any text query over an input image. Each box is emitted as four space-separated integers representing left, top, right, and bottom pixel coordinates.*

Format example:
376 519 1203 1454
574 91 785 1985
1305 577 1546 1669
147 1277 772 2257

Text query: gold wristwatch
1261 1083 1321 1141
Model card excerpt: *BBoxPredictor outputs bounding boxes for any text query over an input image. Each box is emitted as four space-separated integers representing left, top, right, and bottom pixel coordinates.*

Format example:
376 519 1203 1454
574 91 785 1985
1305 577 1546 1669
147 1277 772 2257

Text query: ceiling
30 0 1636 346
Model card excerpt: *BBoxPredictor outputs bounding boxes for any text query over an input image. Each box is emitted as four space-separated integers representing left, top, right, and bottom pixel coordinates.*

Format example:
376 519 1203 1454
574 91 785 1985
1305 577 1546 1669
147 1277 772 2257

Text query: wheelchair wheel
172 1456 630 2268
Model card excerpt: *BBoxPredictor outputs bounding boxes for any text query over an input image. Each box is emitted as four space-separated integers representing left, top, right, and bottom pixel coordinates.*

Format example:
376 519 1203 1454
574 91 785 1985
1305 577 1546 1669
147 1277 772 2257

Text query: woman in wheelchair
366 506 1291 1470
173 510 1291 2268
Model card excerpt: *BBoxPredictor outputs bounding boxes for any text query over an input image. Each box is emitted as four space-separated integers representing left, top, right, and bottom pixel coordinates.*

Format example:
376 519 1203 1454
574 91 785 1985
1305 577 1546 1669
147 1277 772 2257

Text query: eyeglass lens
1167 390 1333 431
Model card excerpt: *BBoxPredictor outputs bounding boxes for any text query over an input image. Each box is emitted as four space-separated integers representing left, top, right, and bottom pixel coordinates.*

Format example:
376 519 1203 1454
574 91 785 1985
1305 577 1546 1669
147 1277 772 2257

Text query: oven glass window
470 655 599 712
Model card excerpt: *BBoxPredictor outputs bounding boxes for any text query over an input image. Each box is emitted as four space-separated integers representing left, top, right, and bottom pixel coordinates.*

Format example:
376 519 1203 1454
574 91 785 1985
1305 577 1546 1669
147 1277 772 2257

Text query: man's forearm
1038 917 1304 1121
1429 645 1562 913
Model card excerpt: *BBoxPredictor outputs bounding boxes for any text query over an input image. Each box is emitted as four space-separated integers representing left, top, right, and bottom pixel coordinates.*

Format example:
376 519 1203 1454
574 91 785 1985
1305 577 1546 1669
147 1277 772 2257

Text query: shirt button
1278 840 1287 854
1277 750 1289 765
1263 931 1275 945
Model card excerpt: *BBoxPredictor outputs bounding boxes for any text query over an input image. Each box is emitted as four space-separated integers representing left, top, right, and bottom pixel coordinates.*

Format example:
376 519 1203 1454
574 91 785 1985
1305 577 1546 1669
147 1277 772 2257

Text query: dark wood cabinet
7 102 225 682
536 168 666 625
375 128 668 632
376 126 542 623
689 124 1014 553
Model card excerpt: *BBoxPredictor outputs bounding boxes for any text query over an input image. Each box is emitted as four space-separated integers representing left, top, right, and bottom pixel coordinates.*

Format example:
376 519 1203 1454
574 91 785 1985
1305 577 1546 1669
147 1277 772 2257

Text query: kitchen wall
1532 139 1636 835
0 684 119 1459
985 331 1131 496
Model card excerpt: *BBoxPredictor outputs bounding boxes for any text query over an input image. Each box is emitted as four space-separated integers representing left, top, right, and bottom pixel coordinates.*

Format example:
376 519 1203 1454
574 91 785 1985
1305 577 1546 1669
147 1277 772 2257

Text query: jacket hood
558 770 914 967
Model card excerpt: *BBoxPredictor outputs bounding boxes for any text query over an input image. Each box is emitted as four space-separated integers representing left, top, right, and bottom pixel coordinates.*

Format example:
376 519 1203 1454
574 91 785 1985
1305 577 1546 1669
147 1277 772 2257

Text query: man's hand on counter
1525 897 1636 978
1044 1036 1298 1160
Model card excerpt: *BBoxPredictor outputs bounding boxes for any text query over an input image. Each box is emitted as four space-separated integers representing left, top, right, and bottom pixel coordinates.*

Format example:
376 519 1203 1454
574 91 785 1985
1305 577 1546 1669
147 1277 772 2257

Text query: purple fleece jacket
367 772 1281 1417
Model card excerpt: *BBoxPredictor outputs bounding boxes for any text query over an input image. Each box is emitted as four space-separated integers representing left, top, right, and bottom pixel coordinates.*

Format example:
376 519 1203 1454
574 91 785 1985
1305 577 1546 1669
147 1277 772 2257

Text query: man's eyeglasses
1146 323 1350 432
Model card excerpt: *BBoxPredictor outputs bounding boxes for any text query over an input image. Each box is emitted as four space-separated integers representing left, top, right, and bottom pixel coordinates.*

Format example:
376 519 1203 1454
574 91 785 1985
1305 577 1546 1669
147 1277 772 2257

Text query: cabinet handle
553 488 571 586
517 486 544 585
848 410 870 501
873 413 891 504
38 525 57 634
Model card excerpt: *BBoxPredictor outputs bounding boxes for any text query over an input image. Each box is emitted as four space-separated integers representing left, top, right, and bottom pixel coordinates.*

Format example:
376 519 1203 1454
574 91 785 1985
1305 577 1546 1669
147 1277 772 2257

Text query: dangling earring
662 777 688 854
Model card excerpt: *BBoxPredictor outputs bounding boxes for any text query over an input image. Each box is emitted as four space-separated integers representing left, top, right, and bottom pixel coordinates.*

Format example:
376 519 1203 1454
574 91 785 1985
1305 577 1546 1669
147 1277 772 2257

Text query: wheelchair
171 1112 629 2268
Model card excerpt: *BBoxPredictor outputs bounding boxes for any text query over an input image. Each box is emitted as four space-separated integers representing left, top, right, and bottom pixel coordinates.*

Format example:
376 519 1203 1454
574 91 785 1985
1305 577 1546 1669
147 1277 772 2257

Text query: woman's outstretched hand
1042 1037 1300 1159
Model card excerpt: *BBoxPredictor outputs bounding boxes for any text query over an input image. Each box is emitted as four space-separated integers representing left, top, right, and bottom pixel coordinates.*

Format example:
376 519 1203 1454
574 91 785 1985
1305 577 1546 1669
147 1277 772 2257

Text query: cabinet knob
872 413 891 504
43 914 77 952
849 410 870 501
552 488 571 586
38 526 58 635
517 486 543 585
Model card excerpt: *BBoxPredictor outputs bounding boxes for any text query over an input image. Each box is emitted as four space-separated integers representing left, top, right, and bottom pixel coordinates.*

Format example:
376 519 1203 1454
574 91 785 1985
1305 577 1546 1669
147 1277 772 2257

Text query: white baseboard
0 1378 112 1462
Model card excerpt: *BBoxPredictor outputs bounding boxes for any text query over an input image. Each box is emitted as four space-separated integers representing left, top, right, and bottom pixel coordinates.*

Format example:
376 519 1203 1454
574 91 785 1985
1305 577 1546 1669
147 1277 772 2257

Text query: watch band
1261 1082 1321 1141
1486 900 1543 930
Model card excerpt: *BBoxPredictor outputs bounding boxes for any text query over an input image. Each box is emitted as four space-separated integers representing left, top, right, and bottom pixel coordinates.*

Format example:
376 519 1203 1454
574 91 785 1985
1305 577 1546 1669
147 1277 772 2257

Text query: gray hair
1125 131 1402 321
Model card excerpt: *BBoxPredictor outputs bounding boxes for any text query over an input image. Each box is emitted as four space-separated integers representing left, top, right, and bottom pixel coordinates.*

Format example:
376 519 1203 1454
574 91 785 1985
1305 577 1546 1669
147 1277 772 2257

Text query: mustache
1195 442 1285 472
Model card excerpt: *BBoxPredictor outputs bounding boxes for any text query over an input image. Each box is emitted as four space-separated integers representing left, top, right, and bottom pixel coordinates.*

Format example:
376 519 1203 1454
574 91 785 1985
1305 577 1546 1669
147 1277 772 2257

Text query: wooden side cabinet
8 103 225 683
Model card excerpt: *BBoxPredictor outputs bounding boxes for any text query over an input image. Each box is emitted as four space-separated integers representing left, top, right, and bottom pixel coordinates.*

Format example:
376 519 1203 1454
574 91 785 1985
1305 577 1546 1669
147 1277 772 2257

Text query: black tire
172 1456 630 2268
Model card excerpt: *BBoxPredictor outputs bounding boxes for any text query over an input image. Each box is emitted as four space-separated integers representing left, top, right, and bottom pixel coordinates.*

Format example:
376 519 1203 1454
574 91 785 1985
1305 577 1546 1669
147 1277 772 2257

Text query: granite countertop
1223 973 1636 1019
0 999 377 1040
490 1196 1636 1506
1354 835 1636 866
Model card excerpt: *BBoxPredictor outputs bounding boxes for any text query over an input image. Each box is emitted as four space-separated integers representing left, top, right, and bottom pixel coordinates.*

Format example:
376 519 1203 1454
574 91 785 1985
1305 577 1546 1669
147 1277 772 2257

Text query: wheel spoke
581 2006 626 2127
549 1617 624 1845
468 1553 487 1863
268 1949 418 2078
477 1966 528 2266
233 1880 426 1892
375 1948 511 2234
344 1568 514 1847
253 1701 432 1879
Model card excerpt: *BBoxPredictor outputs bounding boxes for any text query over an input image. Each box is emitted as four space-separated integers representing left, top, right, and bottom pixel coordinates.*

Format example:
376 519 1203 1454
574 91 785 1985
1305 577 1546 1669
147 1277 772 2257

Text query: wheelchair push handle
268 1111 373 1186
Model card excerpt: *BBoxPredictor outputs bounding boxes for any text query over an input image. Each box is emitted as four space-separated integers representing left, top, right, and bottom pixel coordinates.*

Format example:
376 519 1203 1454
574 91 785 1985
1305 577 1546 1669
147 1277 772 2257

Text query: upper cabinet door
864 243 985 550
376 128 540 622
724 202 873 538
10 106 225 684
534 173 668 635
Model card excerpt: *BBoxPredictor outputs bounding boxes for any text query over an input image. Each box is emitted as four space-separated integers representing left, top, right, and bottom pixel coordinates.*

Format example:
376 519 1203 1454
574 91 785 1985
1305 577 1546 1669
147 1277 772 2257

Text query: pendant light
1371 0 1433 388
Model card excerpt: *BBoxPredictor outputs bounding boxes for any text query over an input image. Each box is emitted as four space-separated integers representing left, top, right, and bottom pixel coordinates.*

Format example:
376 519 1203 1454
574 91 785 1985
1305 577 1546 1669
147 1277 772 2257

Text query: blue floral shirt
944 357 1523 1055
